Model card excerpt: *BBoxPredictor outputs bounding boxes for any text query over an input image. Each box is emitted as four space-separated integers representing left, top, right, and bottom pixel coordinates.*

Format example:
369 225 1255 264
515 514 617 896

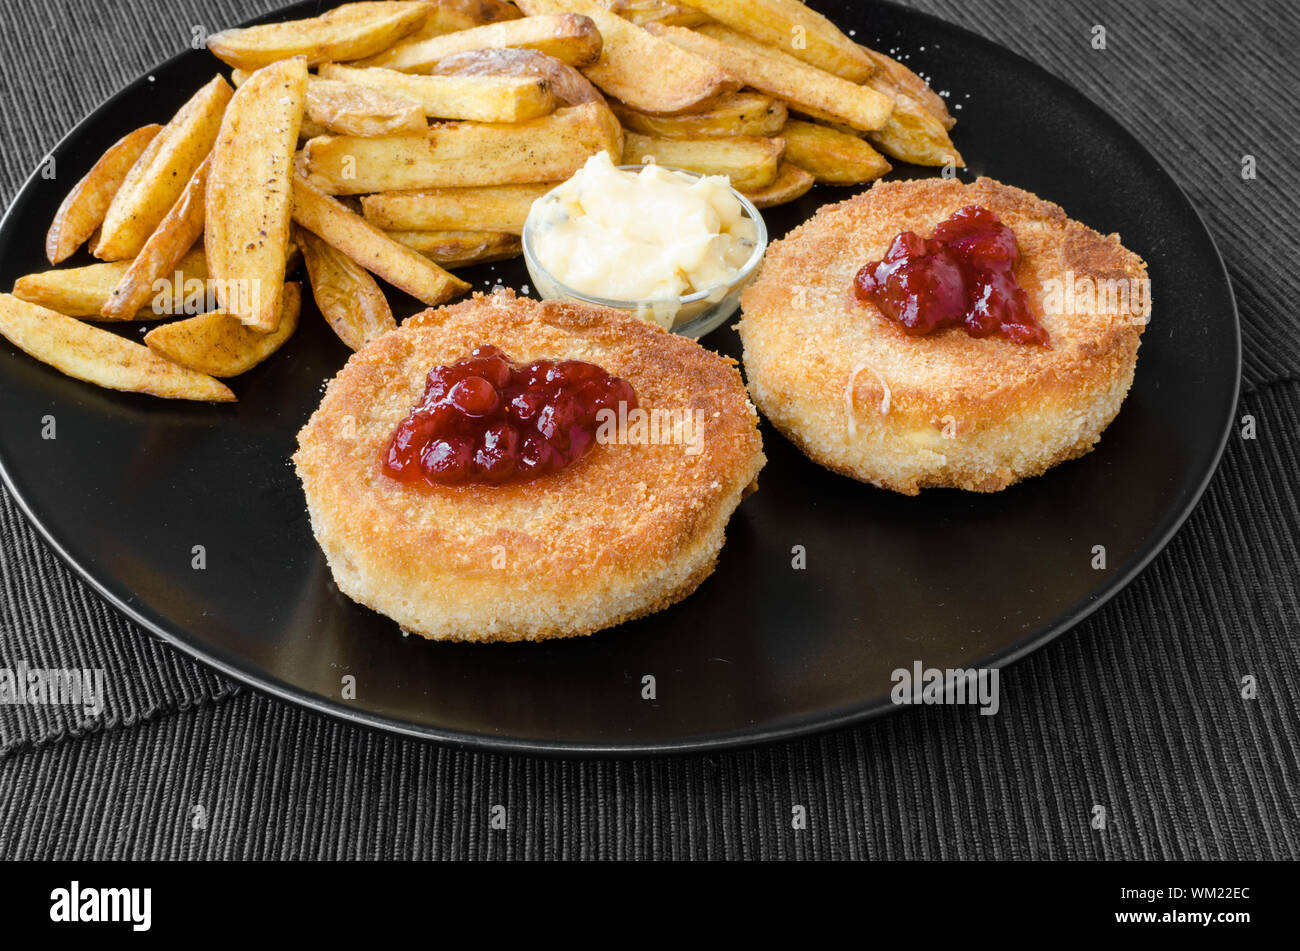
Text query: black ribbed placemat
1 0 1297 859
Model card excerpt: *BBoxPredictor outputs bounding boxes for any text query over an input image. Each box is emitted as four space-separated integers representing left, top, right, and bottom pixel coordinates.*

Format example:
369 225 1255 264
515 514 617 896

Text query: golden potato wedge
857 57 962 167
46 124 163 264
292 175 470 305
297 228 395 350
100 156 210 320
866 95 962 167
739 160 814 209
410 0 521 39
647 23 892 132
673 0 872 81
0 294 233 402
303 101 622 192
385 229 522 266
362 13 602 71
94 76 233 261
862 46 954 129
13 249 210 320
205 58 308 332
427 47 604 107
610 91 785 138
206 1 430 70
515 0 738 114
306 78 427 137
611 0 712 28
319 64 556 122
360 183 549 233
144 283 301 377
780 119 890 184
230 68 252 88
622 132 783 190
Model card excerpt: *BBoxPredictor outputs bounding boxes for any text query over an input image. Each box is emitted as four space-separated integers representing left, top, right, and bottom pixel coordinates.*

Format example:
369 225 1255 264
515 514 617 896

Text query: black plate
0 1 1239 755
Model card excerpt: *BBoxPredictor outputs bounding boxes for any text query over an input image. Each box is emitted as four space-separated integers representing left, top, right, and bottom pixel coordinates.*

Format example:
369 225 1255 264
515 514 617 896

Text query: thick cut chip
384 229 522 266
0 294 233 401
622 132 784 191
207 1 430 70
13 249 211 320
610 92 786 138
739 161 814 209
144 284 301 377
205 57 308 331
319 64 556 122
780 119 891 184
361 13 602 70
360 183 550 233
94 76 232 260
297 228 395 351
46 124 162 264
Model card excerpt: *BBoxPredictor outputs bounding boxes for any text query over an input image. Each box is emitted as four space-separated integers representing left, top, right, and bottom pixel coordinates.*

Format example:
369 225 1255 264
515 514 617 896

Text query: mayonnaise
528 153 758 308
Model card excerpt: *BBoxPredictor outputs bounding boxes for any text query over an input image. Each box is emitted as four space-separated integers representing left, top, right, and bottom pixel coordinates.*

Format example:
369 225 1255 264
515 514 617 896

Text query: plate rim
0 0 1242 757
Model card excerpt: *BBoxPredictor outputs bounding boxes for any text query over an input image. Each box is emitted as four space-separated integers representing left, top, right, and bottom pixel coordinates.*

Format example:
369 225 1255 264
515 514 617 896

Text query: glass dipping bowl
522 164 768 339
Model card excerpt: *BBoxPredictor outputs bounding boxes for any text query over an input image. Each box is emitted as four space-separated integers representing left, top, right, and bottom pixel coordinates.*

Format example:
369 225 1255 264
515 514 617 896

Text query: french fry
862 46 954 129
515 0 738 114
739 161 814 209
94 75 233 260
385 229 522 266
45 124 162 264
206 1 430 70
408 0 521 40
427 47 604 107
205 58 308 332
646 23 893 132
319 64 556 122
100 157 210 320
673 0 873 81
610 91 785 138
13 249 210 320
297 228 395 350
144 283 301 377
0 294 234 402
360 183 550 233
291 175 470 305
858 55 962 167
611 0 712 28
302 101 622 192
361 13 602 71
781 119 890 184
622 132 783 190
306 78 428 136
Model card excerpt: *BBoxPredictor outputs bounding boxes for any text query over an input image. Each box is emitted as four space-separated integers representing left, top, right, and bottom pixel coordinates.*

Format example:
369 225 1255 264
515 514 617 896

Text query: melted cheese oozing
530 152 757 302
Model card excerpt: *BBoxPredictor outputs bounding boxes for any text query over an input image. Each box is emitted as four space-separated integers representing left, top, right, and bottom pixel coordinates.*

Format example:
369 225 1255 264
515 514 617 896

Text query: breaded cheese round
738 177 1150 494
294 289 765 642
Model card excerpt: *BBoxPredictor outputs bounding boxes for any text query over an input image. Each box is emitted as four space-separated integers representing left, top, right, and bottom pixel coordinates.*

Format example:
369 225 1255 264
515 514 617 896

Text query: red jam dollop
382 345 637 486
853 205 1048 345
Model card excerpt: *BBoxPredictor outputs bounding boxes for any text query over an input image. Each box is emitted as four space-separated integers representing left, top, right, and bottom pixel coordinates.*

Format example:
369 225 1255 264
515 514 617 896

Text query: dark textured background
1 0 1297 859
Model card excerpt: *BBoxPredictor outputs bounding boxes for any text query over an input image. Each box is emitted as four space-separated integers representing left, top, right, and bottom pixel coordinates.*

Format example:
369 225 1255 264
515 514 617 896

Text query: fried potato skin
94 75 233 261
297 228 396 350
144 284 301 377
426 47 605 107
0 293 234 401
516 0 739 114
610 92 786 138
306 77 428 136
360 13 603 71
205 58 308 332
385 229 522 266
46 124 162 264
207 1 431 70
